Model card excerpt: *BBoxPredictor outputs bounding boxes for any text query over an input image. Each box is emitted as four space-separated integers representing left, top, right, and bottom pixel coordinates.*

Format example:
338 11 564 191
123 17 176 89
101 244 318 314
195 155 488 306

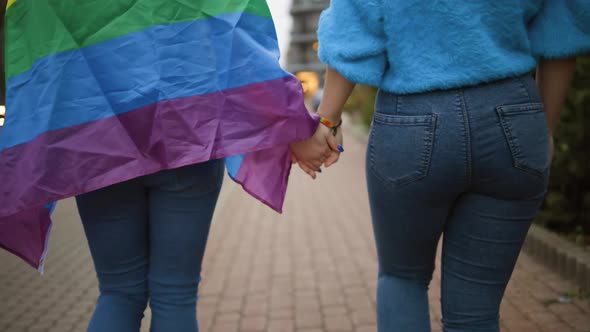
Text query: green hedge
346 56 590 241
536 56 589 243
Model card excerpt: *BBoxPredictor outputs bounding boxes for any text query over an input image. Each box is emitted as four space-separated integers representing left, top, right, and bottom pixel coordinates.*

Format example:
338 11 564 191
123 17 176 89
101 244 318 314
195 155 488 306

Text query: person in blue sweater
291 1 590 331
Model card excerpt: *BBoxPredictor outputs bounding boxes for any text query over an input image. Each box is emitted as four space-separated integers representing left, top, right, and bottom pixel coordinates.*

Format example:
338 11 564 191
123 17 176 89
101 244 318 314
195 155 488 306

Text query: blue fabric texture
225 154 245 179
318 0 590 94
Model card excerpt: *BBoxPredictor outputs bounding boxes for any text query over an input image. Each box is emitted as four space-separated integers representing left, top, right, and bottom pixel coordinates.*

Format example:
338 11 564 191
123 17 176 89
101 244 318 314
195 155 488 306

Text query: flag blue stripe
225 154 245 179
2 12 287 151
44 202 57 214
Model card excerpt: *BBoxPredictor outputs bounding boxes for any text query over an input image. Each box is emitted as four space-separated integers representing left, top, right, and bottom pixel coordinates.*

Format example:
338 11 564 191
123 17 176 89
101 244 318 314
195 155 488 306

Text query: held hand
291 151 320 179
291 124 335 179
324 128 343 168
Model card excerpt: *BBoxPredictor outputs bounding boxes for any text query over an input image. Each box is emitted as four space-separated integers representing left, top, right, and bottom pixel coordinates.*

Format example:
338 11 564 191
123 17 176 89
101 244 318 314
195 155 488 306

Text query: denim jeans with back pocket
366 74 550 332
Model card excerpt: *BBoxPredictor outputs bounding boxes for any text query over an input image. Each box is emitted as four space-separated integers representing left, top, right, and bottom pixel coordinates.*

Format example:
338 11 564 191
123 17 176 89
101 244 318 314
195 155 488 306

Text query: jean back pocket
368 113 437 188
496 103 550 178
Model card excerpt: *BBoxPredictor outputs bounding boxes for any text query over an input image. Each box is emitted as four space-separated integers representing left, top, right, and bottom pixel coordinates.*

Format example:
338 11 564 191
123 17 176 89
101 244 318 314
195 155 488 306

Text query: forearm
317 66 356 123
536 57 577 135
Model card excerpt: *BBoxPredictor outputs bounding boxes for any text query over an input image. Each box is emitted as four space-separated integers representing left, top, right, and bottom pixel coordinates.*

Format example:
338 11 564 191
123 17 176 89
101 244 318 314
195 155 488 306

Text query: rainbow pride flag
0 0 318 271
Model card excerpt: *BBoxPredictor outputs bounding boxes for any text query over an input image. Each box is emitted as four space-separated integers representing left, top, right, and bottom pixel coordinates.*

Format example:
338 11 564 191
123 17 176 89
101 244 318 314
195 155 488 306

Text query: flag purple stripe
0 207 51 269
234 147 293 213
0 76 317 220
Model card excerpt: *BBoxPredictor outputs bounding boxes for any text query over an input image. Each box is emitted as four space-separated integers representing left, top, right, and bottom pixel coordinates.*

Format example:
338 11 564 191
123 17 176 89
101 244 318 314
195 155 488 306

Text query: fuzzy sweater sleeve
529 0 590 59
317 0 387 86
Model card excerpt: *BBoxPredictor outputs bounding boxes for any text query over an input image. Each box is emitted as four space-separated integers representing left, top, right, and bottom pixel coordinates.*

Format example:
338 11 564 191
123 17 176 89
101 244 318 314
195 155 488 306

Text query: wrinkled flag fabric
0 0 318 271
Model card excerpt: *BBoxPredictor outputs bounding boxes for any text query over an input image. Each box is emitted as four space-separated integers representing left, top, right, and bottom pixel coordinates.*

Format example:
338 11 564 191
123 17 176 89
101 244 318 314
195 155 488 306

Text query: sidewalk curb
345 113 590 292
523 224 590 292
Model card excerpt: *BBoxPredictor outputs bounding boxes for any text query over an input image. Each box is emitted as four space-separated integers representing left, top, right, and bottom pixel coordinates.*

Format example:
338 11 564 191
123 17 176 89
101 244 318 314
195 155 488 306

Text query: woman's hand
291 124 340 179
324 126 343 168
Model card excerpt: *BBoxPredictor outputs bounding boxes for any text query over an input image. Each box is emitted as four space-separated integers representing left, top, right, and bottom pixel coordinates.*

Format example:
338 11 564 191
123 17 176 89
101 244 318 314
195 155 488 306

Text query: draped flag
0 0 318 271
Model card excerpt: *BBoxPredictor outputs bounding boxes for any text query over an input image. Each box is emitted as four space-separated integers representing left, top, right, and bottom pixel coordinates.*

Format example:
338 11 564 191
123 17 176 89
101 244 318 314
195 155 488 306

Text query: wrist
319 115 340 127
319 116 343 138
317 107 342 124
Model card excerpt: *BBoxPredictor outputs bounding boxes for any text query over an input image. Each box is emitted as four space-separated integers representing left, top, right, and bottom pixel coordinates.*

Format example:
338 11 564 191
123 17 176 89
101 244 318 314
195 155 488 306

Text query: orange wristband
319 116 342 136
319 116 334 128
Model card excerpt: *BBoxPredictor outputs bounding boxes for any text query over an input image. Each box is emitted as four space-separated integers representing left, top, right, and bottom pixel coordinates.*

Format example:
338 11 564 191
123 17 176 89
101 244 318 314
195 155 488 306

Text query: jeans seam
496 106 548 179
422 114 437 179
369 121 377 172
516 75 532 101
457 90 473 186
497 111 523 162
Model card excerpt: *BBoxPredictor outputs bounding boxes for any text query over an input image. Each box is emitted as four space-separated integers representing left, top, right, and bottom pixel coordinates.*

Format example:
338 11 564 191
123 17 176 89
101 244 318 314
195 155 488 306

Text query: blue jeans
366 75 550 332
76 160 224 332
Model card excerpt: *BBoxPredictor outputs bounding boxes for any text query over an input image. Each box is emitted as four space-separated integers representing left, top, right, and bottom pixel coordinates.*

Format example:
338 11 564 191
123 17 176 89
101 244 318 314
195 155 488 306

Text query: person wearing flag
292 0 590 331
0 1 324 331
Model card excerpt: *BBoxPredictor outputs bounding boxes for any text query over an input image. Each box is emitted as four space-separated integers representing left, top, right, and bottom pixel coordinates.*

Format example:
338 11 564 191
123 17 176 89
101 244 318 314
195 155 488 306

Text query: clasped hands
290 119 344 179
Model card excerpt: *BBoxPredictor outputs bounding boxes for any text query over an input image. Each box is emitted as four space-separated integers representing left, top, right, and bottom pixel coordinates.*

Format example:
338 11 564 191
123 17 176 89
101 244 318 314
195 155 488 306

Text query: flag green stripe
5 0 272 79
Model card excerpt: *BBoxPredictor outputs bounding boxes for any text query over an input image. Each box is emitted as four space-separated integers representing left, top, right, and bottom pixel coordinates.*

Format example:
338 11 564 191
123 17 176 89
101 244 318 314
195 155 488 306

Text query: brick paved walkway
1 125 589 332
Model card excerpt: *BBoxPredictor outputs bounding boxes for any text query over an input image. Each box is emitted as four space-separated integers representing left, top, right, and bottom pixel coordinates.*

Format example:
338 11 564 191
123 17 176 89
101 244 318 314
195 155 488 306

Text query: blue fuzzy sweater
317 0 590 94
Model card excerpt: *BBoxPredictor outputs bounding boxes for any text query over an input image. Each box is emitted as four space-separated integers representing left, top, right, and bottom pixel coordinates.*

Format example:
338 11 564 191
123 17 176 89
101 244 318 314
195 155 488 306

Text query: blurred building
287 0 329 99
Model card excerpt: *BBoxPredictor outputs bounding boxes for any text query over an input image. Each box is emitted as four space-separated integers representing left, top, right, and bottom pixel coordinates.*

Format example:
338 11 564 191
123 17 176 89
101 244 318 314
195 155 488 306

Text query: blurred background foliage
537 56 589 246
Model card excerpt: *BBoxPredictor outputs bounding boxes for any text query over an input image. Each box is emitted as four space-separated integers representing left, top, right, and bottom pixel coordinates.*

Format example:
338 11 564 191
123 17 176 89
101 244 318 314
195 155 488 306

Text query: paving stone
325 314 353 331
217 312 241 324
295 311 323 329
267 319 294 332
270 308 294 320
240 315 266 332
